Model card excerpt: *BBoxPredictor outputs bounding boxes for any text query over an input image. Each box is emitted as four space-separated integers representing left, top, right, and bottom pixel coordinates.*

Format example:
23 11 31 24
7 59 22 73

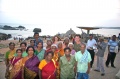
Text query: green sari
35 49 45 61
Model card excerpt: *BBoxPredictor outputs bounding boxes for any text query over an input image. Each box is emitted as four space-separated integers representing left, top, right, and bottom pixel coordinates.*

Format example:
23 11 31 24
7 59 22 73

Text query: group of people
5 32 119 79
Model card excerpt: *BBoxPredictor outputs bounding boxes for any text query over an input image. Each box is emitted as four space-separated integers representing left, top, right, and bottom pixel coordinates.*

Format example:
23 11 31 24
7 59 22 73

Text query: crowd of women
4 32 119 79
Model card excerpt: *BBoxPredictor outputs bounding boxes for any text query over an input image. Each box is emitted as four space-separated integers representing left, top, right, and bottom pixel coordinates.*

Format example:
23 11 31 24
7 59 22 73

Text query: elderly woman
68 43 76 55
94 37 107 76
57 41 64 56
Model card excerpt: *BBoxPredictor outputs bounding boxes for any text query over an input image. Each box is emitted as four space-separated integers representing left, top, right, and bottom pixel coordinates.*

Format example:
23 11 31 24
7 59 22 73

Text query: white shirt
86 39 97 49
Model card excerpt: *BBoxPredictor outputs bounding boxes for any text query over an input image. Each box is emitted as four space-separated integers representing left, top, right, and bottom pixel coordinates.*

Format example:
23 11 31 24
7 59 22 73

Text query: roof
77 26 120 30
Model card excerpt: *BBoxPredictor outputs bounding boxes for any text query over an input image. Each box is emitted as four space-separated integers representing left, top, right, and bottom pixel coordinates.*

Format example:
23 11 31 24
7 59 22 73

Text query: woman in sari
22 46 40 79
51 44 60 79
9 49 23 79
35 41 45 61
57 41 64 56
39 51 56 79
5 42 16 79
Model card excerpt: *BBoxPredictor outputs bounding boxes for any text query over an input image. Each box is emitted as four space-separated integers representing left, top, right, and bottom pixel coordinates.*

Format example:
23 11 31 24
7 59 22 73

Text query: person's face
80 45 85 52
28 48 34 56
47 41 52 46
47 53 53 61
55 37 58 41
58 43 62 48
64 39 69 44
75 36 80 42
89 36 93 40
37 42 42 48
69 44 73 50
17 50 22 57
20 44 26 50
51 46 57 52
112 36 116 41
65 49 71 57
30 41 34 46
34 34 39 39
9 44 15 50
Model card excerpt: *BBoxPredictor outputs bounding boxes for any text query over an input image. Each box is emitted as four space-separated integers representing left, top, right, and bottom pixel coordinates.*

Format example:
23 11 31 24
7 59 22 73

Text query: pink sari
9 57 22 79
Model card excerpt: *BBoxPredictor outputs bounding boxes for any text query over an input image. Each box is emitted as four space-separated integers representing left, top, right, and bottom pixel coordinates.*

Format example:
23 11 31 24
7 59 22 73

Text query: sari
35 49 45 61
53 51 60 79
39 59 56 79
58 49 64 57
5 49 16 79
23 56 40 79
9 57 22 79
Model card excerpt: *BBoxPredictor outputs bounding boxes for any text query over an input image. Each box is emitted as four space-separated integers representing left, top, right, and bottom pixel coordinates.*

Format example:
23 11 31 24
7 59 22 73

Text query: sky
0 0 120 36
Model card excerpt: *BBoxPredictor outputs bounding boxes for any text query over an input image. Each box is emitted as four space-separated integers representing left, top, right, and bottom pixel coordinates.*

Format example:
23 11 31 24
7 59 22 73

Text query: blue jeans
77 72 89 79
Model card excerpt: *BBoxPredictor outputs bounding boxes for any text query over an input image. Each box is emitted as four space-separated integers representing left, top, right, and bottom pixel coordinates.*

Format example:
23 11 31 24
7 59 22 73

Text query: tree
33 28 41 33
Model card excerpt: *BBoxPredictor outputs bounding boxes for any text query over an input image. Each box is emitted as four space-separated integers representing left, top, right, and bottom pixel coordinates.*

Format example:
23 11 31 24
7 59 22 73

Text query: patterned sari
9 57 22 79
5 49 16 79
23 56 40 79
40 60 56 79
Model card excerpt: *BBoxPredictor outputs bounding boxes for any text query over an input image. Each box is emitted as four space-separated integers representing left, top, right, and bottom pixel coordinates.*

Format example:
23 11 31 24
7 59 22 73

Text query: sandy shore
0 40 120 79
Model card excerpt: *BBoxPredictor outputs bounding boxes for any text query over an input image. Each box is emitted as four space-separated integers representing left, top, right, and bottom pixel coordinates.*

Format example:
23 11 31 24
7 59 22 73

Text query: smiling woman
0 0 120 36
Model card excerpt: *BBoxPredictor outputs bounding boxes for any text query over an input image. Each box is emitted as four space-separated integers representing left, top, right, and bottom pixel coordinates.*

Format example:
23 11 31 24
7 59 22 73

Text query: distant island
0 25 28 30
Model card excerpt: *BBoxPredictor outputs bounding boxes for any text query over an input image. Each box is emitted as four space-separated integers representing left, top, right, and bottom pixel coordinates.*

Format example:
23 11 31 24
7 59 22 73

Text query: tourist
17 42 28 57
52 35 61 44
39 51 56 79
34 32 43 48
9 49 23 79
57 41 64 56
74 34 82 52
5 42 16 79
22 46 40 79
68 43 76 55
59 47 76 79
75 43 91 79
106 35 118 68
35 41 45 61
94 37 107 76
86 34 97 68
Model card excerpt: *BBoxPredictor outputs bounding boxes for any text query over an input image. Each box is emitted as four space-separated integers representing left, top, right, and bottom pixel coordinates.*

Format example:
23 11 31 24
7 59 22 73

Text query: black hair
16 49 22 53
46 51 54 56
64 47 71 52
37 41 43 47
9 42 15 46
89 34 93 36
26 46 35 53
20 42 27 47
74 34 81 38
30 40 35 43
113 35 116 37
34 32 39 36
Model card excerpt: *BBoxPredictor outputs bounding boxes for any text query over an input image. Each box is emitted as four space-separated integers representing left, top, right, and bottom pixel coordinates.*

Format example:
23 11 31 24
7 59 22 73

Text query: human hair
81 43 86 48
26 46 35 53
52 35 61 42
34 32 39 36
89 34 93 37
74 34 81 38
30 40 35 43
68 43 74 47
64 47 71 52
37 41 43 47
47 40 53 43
46 51 54 56
20 42 27 47
112 35 116 37
9 42 15 46
16 49 22 53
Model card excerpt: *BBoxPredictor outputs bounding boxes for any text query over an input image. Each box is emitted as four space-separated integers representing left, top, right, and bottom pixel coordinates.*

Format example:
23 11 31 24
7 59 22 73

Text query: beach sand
0 40 120 79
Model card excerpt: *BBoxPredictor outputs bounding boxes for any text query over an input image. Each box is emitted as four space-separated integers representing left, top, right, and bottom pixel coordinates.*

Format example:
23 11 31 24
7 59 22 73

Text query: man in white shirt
86 34 97 68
